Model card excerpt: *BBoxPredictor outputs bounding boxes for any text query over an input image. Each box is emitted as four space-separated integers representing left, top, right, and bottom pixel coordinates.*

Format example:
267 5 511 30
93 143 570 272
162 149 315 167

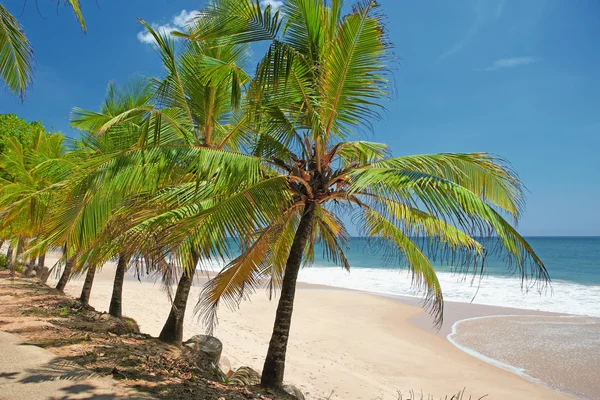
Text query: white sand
48 256 572 400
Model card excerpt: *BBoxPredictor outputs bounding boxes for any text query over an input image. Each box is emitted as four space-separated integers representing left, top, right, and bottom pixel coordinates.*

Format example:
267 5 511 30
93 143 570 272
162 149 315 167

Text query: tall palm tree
0 1 85 99
60 19 253 343
174 0 551 389
68 80 154 310
138 20 251 344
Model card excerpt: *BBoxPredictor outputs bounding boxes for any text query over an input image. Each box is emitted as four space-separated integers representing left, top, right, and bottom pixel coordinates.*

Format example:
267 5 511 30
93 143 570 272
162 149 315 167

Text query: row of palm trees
0 0 549 390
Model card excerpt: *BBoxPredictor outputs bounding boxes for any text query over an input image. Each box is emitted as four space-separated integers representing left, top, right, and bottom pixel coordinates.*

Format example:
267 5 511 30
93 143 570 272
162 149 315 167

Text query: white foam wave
297 266 600 317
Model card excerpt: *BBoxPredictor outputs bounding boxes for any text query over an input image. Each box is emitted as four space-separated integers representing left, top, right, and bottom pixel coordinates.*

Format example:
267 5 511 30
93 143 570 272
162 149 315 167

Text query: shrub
122 316 140 333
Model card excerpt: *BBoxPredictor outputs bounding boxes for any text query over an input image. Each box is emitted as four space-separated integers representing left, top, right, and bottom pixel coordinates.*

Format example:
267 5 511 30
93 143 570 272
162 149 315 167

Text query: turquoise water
294 237 600 316
202 236 600 316
516 237 600 285
307 236 600 285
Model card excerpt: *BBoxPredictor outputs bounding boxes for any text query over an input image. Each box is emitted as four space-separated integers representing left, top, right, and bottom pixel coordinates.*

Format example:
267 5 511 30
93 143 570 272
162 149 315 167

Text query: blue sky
1 0 598 236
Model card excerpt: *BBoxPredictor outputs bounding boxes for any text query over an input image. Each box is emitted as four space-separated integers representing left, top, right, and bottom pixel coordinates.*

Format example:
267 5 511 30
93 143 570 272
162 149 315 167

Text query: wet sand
449 315 600 399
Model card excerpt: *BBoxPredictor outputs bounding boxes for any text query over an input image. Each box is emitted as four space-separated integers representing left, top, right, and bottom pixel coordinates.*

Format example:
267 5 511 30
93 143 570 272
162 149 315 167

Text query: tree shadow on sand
0 358 152 400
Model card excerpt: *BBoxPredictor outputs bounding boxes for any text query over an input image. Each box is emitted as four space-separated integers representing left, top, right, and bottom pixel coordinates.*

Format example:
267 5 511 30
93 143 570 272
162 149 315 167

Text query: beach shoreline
42 254 592 400
448 314 600 399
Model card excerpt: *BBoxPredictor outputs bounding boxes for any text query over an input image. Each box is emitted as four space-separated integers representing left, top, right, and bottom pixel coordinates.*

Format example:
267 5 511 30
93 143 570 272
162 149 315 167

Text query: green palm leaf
358 205 444 325
349 166 548 282
321 0 390 138
0 5 33 99
367 152 525 219
185 0 282 45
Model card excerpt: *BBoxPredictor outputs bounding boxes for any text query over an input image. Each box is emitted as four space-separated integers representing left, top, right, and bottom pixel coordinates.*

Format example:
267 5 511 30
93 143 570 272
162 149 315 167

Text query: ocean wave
296 266 600 317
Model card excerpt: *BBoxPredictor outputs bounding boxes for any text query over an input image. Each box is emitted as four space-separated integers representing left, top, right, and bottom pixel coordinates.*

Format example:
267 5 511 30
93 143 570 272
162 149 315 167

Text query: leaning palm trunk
37 254 49 282
25 257 36 276
12 238 24 275
261 205 316 388
80 263 97 306
6 245 13 268
37 254 46 270
56 256 74 292
159 251 199 344
109 253 130 318
9 239 24 277
15 238 24 260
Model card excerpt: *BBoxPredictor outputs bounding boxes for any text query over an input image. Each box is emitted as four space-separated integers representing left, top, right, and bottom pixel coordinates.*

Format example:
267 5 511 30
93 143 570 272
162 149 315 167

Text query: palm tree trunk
38 254 46 269
25 257 36 276
261 204 315 389
10 238 24 277
109 253 130 318
6 245 13 268
37 254 49 282
15 238 24 260
56 256 74 292
79 263 97 306
159 250 199 345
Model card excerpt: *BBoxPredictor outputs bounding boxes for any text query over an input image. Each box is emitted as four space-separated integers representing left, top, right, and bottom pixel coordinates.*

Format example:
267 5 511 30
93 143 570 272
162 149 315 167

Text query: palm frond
367 153 525 220
358 205 444 326
321 0 390 138
0 4 33 99
314 204 350 270
197 202 300 333
186 0 283 45
282 0 324 64
357 193 486 272
349 166 548 284
65 0 86 31
335 140 390 165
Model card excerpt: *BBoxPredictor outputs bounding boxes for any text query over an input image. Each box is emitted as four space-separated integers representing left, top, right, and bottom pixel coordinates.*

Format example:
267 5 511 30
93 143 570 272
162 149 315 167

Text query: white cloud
480 56 537 71
260 0 284 10
173 9 200 28
137 9 200 45
137 23 177 44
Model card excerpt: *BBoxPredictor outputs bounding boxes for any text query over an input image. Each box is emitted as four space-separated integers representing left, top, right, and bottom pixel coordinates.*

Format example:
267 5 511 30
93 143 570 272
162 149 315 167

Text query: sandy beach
1 0 598 397
40 253 596 400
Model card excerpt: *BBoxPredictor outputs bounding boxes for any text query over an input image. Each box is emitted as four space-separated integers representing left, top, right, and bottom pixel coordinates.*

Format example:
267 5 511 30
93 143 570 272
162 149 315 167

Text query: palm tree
0 1 85 99
175 0 551 389
67 80 154 311
0 130 75 281
62 20 253 343
138 20 251 344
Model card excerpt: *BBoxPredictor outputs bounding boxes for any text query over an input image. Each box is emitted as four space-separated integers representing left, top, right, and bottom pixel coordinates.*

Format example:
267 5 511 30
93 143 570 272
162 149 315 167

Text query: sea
295 236 600 317
206 236 600 318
